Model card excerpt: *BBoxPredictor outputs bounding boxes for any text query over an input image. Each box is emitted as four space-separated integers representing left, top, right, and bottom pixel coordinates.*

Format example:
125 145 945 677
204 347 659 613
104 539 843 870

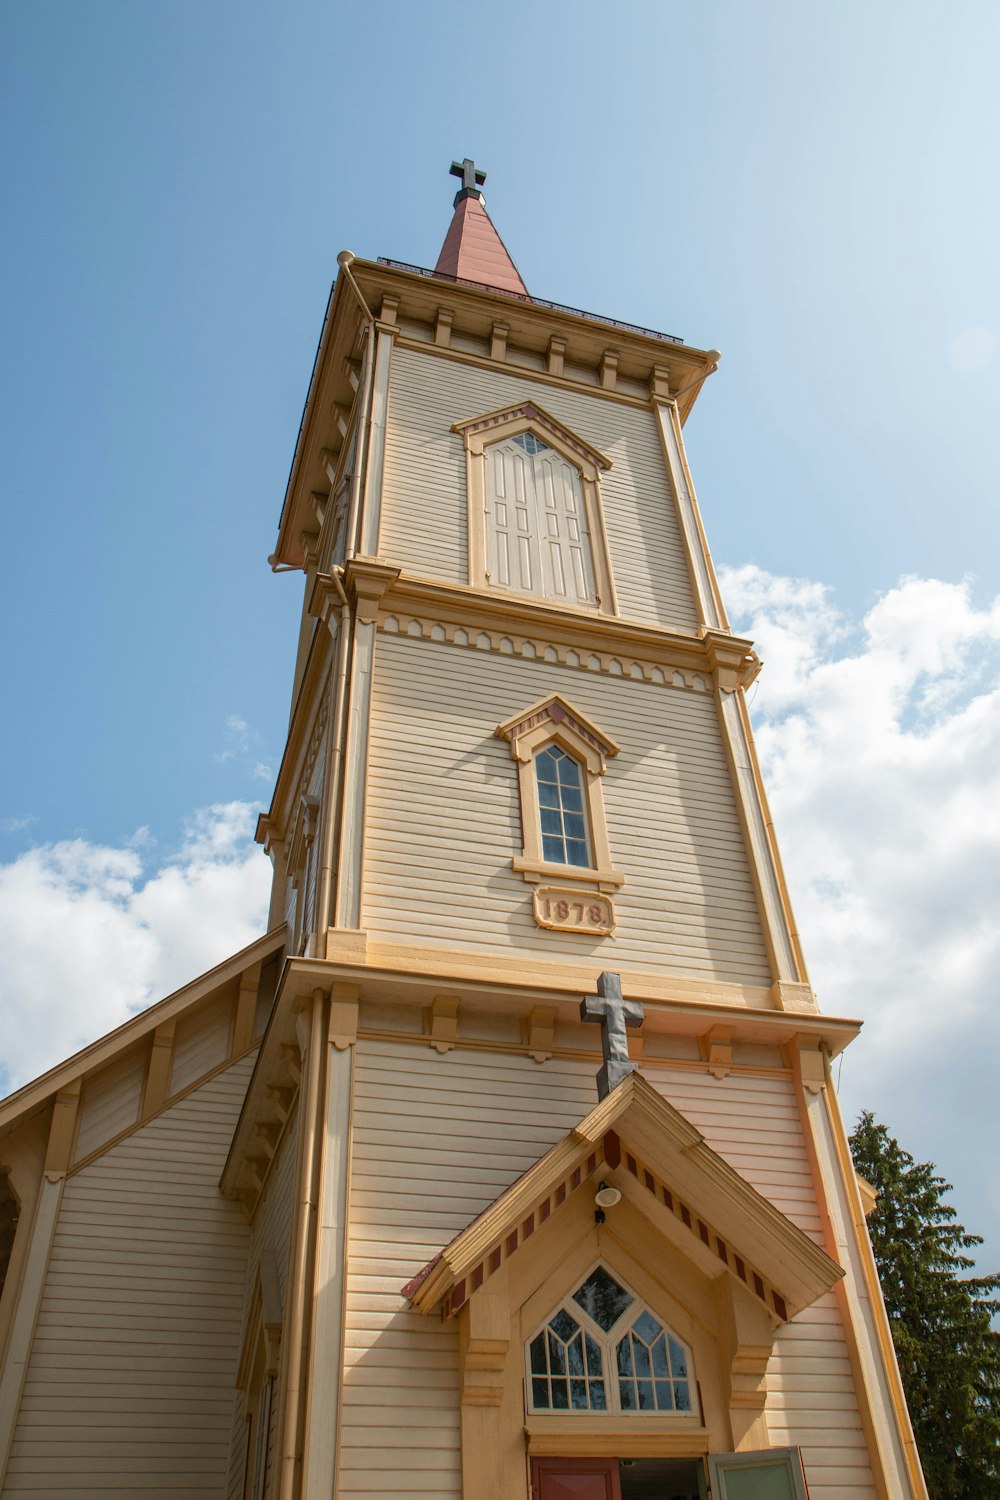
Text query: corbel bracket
700 631 760 693
427 993 461 1053
344 558 400 625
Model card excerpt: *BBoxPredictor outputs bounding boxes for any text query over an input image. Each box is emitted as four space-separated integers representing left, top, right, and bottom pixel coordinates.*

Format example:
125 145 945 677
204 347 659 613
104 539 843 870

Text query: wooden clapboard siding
640 1066 825 1244
767 1292 877 1500
365 635 771 984
640 1065 873 1496
4 1057 254 1498
380 346 696 629
342 1041 873 1498
73 1047 146 1164
170 992 234 1098
223 1113 298 1500
258 1115 297 1305
224 1388 248 1500
340 1042 600 1499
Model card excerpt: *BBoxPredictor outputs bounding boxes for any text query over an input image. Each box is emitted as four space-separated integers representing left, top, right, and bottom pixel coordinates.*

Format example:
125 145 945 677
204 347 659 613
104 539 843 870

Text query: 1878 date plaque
533 887 615 935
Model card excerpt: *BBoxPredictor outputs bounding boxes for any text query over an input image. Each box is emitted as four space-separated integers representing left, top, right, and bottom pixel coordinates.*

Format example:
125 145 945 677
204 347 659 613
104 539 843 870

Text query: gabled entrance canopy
404 1072 842 1324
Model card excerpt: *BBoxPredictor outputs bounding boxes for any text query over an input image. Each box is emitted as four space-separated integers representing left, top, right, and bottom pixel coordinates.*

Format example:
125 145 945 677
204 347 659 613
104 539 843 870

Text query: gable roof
403 1072 842 1324
0 927 286 1134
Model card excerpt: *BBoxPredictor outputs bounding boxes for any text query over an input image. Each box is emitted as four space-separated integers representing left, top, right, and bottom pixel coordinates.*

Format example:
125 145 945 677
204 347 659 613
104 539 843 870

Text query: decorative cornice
373 572 758 691
381 610 713 695
345 556 401 625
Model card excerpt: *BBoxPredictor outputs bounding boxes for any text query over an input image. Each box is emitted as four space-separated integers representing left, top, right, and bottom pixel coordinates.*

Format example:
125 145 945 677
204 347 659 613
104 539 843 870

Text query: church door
531 1456 709 1500
530 1457 622 1499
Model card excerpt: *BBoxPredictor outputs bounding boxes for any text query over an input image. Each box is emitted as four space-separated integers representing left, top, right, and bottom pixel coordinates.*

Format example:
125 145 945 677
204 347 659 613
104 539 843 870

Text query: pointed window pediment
453 402 617 615
404 1072 843 1480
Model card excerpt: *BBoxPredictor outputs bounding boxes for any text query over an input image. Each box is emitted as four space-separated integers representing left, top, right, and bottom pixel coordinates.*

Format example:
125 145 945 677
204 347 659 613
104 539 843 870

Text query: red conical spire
434 158 528 297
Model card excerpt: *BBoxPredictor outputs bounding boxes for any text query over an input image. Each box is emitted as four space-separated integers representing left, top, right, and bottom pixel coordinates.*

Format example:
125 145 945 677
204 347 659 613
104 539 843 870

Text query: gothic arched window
535 744 591 867
495 695 624 897
526 1264 694 1416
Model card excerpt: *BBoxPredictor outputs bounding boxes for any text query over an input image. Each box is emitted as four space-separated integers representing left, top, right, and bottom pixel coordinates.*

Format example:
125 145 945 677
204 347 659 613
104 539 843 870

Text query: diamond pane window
535 746 591 867
511 431 550 455
571 1265 633 1332
529 1308 606 1411
616 1310 692 1412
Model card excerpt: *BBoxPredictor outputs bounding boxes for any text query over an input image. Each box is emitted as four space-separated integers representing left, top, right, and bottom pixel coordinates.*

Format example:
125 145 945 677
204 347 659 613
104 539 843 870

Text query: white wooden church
0 162 927 1500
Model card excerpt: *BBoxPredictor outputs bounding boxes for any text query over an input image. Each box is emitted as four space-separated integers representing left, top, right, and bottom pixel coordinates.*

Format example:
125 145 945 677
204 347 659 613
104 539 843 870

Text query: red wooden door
531 1457 621 1500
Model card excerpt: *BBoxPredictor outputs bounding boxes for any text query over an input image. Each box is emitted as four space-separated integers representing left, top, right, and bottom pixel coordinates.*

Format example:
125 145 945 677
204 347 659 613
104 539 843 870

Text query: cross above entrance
580 972 644 1100
450 157 487 195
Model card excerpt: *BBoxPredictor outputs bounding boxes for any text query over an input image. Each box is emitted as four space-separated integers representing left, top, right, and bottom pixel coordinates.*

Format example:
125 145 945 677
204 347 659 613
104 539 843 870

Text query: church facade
0 165 926 1500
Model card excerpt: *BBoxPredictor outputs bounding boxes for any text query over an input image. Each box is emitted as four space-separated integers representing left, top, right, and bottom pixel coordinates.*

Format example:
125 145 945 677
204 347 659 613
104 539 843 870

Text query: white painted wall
4 1057 254 1499
341 1040 876 1500
380 347 697 630
365 634 771 986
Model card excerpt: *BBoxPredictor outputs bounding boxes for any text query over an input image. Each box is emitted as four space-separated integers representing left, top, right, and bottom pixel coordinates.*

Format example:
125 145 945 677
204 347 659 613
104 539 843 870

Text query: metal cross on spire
450 157 487 203
580 972 644 1100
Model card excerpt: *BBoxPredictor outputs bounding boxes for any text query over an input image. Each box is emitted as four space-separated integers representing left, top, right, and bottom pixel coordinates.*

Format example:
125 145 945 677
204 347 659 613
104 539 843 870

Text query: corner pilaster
331 561 400 935
357 296 399 558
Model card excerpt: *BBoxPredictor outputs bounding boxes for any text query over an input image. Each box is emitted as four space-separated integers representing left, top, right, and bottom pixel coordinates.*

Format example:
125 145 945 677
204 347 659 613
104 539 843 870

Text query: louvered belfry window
486 433 598 605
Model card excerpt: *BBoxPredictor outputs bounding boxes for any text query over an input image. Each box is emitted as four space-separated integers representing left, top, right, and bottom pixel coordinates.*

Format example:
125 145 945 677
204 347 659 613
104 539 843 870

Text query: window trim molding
452 401 618 615
235 1252 283 1500
495 694 624 890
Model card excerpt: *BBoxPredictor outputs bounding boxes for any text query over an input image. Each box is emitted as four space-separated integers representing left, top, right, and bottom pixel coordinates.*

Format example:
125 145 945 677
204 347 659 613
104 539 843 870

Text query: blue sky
2 3 999 1254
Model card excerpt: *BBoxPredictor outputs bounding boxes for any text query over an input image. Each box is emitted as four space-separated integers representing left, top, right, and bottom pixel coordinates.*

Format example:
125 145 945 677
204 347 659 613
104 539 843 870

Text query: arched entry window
526 1263 694 1415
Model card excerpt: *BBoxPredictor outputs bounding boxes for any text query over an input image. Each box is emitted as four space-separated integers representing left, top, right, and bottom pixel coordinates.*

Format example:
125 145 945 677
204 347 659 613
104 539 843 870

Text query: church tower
0 164 926 1500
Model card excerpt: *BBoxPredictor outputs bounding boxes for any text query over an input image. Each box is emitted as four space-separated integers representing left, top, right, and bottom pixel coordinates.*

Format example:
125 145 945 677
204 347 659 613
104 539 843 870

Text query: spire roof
434 157 528 297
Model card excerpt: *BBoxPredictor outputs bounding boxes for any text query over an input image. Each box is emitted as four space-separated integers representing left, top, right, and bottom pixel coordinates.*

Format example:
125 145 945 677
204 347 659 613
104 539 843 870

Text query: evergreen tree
849 1111 1000 1498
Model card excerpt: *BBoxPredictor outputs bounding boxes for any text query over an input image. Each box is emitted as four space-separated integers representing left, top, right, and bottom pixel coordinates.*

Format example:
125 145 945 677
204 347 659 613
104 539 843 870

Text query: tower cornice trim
357 571 759 692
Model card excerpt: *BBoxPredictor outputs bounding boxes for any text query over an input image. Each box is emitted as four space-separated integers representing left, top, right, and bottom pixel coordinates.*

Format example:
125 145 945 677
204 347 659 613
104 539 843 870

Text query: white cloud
1 815 37 835
948 325 996 372
0 802 271 1094
215 714 274 783
723 565 1000 1262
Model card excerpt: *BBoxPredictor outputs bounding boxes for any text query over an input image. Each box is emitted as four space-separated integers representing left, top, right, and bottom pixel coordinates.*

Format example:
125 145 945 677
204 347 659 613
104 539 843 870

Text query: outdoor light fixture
594 1182 622 1209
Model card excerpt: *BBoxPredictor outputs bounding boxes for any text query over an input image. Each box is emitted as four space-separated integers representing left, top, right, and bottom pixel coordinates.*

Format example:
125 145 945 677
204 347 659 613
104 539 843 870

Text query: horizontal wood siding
365 635 771 985
5 1057 254 1498
224 1114 298 1500
641 1066 824 1244
381 346 696 630
224 1391 248 1500
73 1048 145 1164
169 993 233 1098
340 1042 601 1498
641 1065 874 1498
342 1041 872 1498
767 1292 877 1500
